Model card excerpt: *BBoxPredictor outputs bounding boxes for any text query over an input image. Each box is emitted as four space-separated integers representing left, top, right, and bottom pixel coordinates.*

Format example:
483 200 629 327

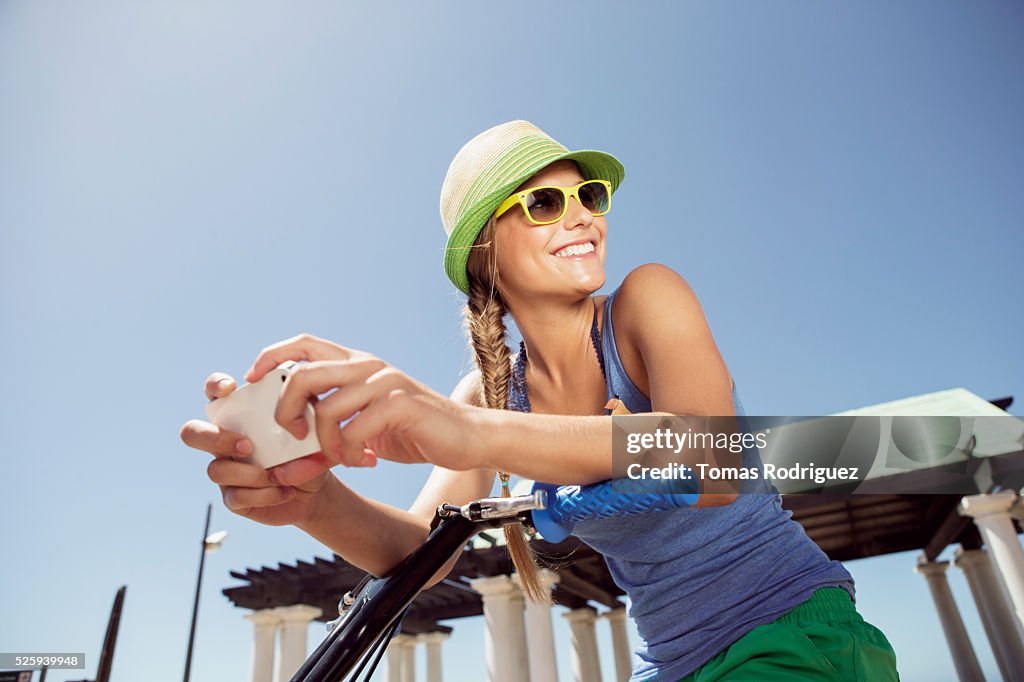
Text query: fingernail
235 438 253 455
269 467 285 486
217 378 233 391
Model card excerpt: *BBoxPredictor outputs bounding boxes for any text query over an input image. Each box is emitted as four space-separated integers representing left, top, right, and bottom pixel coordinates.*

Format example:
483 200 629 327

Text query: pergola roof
223 389 1020 632
223 536 622 634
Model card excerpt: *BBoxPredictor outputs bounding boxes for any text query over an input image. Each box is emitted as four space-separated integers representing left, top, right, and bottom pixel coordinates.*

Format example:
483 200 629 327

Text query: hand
179 371 335 526
245 333 482 479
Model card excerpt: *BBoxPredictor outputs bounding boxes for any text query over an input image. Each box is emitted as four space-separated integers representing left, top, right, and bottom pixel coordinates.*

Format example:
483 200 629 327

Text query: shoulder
612 263 706 348
450 368 484 407
616 262 697 300
609 264 735 417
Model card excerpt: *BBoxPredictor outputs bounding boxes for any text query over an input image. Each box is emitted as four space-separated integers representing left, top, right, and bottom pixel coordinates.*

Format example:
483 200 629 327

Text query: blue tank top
508 285 854 682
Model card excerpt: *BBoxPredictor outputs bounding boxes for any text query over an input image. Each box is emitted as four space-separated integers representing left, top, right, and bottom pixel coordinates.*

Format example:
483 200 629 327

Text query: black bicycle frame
290 509 529 681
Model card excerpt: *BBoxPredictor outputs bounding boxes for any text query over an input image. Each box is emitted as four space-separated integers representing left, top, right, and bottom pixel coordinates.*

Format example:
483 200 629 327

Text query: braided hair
462 215 551 605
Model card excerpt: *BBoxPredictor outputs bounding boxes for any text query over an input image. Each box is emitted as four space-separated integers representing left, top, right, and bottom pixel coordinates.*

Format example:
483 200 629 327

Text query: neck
507 294 597 388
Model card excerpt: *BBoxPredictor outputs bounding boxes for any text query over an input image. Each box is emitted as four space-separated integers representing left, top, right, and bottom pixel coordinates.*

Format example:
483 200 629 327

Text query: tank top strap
600 286 653 413
507 345 529 413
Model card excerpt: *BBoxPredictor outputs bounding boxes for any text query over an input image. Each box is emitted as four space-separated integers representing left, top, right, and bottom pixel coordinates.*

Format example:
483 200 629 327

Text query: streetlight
183 503 228 682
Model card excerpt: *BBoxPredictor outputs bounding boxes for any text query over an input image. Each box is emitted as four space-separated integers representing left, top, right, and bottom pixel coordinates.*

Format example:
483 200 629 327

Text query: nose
564 194 594 230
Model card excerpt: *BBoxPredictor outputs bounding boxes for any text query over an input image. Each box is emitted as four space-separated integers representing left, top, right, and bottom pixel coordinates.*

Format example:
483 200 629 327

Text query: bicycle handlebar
530 476 699 542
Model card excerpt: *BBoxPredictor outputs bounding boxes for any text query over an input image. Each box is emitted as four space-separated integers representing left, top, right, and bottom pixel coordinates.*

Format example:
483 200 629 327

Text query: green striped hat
439 120 625 293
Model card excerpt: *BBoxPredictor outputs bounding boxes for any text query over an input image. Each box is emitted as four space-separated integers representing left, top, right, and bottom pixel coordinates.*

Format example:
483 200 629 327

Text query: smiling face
491 160 608 302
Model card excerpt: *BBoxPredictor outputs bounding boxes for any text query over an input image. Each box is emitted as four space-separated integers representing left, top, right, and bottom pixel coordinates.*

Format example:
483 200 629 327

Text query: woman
181 120 899 680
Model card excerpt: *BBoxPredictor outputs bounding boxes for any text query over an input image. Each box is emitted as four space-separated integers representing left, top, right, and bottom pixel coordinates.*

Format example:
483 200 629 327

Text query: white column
914 558 985 682
385 636 405 682
418 631 449 682
507 586 529 682
603 608 632 682
961 492 1024 632
955 547 1024 682
386 634 418 682
513 569 560 682
562 607 603 682
396 634 417 682
244 609 279 682
470 575 529 682
273 604 322 682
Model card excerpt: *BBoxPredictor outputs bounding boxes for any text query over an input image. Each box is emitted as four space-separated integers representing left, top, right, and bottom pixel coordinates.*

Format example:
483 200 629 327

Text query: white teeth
554 242 595 258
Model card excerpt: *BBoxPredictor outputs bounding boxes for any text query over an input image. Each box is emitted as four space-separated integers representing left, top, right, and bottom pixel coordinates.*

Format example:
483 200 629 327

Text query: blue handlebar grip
530 477 699 543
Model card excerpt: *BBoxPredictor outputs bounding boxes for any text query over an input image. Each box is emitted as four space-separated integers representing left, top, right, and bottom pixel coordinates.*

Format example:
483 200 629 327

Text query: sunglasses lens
524 188 566 223
578 181 610 214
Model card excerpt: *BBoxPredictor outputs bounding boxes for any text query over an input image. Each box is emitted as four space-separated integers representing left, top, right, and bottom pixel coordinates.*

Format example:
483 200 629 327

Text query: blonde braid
463 217 552 606
466 287 512 413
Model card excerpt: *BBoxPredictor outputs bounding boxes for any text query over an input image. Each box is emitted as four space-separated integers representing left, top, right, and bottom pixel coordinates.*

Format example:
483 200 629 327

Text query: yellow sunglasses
494 179 612 226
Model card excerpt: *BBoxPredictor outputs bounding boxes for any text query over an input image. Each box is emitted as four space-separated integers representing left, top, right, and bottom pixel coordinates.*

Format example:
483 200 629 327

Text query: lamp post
183 503 228 682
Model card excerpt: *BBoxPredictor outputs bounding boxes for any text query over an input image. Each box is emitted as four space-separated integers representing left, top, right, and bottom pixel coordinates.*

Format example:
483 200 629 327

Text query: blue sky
1 1 1022 681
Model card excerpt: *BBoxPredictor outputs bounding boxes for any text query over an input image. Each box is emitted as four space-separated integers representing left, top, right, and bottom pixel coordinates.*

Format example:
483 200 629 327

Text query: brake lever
430 492 547 531
459 491 547 521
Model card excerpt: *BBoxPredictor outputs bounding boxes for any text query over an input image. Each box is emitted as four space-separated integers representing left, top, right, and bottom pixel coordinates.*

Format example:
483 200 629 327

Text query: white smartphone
205 361 322 469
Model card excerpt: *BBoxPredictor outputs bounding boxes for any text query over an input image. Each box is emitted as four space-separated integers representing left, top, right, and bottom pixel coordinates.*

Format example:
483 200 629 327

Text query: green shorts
678 588 899 682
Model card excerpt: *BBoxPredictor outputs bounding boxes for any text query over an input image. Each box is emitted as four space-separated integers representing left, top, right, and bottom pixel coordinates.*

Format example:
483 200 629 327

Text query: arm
249 278 738 507
474 264 739 503
407 452 495 589
297 369 495 582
